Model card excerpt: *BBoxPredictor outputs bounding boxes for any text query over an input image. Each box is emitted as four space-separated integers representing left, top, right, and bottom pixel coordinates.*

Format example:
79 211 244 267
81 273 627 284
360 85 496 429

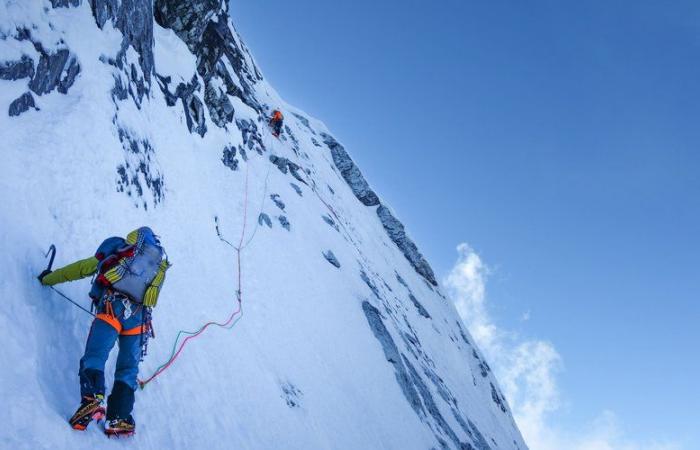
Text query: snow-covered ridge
0 1 527 449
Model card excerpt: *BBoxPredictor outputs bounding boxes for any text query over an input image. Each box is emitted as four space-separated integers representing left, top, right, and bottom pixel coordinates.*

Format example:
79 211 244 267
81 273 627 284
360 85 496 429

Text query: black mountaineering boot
104 416 135 437
105 381 136 437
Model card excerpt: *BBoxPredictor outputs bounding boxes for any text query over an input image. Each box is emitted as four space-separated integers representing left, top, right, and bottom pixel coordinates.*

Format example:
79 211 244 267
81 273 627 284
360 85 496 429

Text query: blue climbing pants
79 291 147 419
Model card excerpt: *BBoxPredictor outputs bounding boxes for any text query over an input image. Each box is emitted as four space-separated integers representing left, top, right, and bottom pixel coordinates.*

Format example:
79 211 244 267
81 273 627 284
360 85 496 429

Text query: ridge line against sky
232 0 700 447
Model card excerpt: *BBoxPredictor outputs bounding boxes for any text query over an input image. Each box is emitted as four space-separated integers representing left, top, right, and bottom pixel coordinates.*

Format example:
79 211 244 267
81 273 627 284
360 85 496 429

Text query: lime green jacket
42 253 168 308
41 256 99 286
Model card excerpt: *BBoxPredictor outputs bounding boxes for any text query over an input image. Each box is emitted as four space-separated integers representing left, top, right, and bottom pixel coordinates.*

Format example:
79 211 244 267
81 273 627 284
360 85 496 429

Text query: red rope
139 157 251 388
139 299 242 386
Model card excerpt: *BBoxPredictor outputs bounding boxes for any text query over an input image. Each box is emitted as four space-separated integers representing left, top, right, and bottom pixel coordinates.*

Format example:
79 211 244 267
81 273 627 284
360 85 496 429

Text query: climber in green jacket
38 227 169 436
39 256 99 285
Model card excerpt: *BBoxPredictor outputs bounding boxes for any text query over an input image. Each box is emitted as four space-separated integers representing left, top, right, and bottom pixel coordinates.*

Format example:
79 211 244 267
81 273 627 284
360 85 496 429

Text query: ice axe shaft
44 244 56 271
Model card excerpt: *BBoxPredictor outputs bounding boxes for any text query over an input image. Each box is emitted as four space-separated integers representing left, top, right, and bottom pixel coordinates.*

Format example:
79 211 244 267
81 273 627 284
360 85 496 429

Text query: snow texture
0 1 526 449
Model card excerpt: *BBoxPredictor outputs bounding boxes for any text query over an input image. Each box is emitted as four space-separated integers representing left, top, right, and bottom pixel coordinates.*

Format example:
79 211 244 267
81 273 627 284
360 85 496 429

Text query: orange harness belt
96 300 147 336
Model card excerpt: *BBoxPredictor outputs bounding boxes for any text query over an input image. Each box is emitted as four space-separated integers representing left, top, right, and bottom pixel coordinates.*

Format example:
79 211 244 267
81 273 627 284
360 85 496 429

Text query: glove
37 269 52 284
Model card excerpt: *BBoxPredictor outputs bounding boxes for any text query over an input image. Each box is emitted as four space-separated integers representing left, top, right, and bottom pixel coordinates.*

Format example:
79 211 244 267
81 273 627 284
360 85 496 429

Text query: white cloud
444 243 498 350
443 243 681 450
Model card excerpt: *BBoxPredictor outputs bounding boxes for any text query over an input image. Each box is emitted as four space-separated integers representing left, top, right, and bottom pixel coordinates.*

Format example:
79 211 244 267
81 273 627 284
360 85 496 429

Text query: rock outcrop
377 205 437 286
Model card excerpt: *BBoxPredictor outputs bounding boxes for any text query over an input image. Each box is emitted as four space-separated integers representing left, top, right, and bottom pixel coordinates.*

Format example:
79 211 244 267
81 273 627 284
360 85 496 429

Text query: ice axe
39 244 95 317
37 244 56 282
44 244 56 270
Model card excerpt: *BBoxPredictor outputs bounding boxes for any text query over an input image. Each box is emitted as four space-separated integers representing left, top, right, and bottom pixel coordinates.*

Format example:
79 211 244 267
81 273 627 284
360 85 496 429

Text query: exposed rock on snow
396 272 409 287
362 301 424 414
321 214 339 232
403 355 476 450
115 128 164 208
50 0 80 7
456 321 471 346
289 182 303 196
205 76 234 126
28 49 79 95
269 154 306 184
91 0 154 84
111 73 129 101
238 144 248 161
318 128 436 287
284 125 300 154
154 0 221 52
155 74 178 105
184 92 207 136
491 383 508 413
278 215 290 231
322 250 340 268
360 270 382 300
270 194 285 211
8 91 38 116
258 212 272 228
473 349 491 378
156 74 207 135
292 112 315 134
321 130 436 287
0 55 34 81
377 205 437 286
155 0 261 114
236 118 264 154
321 132 379 207
409 293 431 319
364 297 492 450
396 272 431 318
222 145 238 171
280 382 303 408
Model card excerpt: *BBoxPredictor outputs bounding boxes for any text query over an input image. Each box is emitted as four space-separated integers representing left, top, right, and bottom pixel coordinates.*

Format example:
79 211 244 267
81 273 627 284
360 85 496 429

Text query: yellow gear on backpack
143 259 171 307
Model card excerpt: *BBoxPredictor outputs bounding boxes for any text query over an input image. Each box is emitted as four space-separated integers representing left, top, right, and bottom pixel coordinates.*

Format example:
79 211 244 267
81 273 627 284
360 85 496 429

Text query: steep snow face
0 1 527 449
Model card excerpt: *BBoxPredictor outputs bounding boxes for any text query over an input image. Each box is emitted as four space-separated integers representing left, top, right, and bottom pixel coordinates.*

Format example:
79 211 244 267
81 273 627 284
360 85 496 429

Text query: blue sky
232 0 699 447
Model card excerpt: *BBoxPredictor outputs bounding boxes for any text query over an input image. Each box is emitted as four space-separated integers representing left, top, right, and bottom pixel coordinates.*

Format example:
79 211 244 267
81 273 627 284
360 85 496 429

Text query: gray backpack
100 227 168 304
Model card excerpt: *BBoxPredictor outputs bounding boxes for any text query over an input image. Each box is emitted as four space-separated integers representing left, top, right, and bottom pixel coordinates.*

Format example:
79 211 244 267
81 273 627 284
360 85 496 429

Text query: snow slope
0 1 527 449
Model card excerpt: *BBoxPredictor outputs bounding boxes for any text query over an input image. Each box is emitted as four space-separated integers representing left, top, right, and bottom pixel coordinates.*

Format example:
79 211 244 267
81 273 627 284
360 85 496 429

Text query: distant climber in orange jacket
269 109 284 138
